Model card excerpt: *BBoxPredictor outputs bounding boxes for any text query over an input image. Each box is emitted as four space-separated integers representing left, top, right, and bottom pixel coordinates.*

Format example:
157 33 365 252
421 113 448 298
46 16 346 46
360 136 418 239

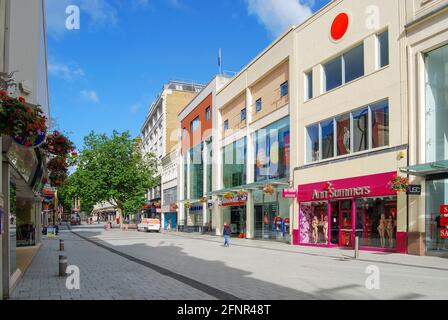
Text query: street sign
406 185 422 195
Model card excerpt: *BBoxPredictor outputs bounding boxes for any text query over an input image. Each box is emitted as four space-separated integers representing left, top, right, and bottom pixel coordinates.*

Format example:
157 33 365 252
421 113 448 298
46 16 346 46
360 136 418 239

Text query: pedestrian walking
223 222 232 247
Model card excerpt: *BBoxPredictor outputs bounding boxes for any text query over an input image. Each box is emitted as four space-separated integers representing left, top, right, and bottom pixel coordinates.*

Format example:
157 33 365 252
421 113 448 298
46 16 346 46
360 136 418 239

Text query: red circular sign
331 13 349 41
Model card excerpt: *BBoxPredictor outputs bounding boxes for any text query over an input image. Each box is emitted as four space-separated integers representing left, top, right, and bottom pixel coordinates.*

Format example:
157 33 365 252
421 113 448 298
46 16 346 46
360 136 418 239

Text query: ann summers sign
312 186 371 200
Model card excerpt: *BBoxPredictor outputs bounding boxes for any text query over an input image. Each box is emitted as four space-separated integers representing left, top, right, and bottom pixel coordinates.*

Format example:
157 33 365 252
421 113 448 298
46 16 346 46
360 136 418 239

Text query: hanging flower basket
236 190 247 201
47 157 69 172
200 196 208 203
0 92 47 147
49 170 68 188
184 202 192 209
223 192 234 200
170 203 178 210
262 184 275 195
388 175 409 193
43 130 75 157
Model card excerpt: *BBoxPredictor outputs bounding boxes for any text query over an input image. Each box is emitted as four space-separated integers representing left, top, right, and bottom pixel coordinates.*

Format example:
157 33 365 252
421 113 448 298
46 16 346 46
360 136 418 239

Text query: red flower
18 97 26 103
54 130 60 135
0 91 7 95
71 152 77 156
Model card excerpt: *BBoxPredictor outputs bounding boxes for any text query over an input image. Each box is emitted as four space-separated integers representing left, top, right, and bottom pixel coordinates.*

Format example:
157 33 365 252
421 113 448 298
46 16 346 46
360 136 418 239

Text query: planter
262 184 275 195
388 175 409 193
43 130 75 157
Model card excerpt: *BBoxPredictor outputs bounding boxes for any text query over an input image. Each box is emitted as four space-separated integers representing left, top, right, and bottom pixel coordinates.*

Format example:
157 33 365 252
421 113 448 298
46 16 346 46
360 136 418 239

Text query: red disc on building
331 13 349 41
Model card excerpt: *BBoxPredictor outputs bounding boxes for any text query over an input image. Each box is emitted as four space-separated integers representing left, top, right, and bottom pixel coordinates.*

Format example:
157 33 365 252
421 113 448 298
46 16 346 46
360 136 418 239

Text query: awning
400 160 448 176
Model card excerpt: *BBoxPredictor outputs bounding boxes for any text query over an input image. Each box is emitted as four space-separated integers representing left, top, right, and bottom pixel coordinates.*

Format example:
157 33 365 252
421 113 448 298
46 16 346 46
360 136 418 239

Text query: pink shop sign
282 188 298 199
297 172 397 202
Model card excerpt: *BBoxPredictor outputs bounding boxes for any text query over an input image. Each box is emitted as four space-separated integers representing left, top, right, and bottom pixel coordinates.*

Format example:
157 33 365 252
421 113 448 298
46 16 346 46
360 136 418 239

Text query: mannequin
377 213 386 247
322 215 328 244
312 216 319 244
386 216 394 248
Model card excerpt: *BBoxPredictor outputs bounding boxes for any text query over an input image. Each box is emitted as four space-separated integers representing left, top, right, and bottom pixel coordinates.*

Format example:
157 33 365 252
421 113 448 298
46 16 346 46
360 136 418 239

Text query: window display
299 202 328 245
426 177 448 252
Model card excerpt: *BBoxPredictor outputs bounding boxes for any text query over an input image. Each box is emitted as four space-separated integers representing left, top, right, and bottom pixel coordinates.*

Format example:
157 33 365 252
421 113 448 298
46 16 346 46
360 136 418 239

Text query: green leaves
61 131 158 215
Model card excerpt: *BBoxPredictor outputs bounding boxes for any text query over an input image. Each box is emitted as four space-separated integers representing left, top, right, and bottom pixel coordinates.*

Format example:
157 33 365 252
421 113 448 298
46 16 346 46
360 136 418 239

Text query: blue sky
46 0 331 150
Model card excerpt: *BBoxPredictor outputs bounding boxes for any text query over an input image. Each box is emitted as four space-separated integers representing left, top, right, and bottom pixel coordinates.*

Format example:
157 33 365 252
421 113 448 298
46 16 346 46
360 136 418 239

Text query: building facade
140 81 204 208
161 150 178 230
177 76 231 233
0 0 50 298
402 0 448 256
212 30 296 243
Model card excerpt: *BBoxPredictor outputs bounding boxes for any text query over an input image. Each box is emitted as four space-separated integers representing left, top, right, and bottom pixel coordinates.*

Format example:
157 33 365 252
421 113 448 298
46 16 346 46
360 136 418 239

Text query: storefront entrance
255 203 277 240
222 205 246 237
296 172 402 252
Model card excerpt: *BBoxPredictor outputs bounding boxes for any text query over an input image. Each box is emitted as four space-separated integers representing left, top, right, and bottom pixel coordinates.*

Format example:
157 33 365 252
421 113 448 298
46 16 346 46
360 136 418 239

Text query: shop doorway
229 206 246 237
330 200 353 247
254 203 277 240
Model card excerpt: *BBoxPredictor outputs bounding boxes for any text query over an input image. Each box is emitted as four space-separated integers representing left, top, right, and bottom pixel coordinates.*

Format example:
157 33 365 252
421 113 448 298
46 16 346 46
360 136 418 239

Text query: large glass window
357 197 397 249
336 114 350 156
321 119 334 160
183 152 188 199
323 43 365 92
163 187 177 206
189 143 203 199
371 100 389 148
306 124 319 163
305 99 389 163
425 44 448 163
378 30 389 68
426 177 448 252
222 137 247 188
353 108 369 153
323 56 342 92
206 139 213 193
254 117 290 182
344 44 364 83
299 202 329 245
190 117 200 132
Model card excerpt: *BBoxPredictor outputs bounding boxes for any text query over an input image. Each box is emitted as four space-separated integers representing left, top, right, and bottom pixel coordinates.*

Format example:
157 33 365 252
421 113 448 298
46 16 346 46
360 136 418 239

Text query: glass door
337 200 353 247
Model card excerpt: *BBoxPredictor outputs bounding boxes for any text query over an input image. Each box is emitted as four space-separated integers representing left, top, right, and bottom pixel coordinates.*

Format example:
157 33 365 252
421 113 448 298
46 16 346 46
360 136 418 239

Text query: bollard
354 236 359 259
59 255 67 277
59 239 64 251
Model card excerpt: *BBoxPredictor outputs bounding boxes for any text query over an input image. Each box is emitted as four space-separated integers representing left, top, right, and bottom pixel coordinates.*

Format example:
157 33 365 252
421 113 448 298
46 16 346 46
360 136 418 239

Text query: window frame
241 108 246 122
377 30 389 69
255 98 262 112
305 98 389 163
205 106 211 121
305 70 313 101
280 81 289 97
190 116 200 132
223 119 229 131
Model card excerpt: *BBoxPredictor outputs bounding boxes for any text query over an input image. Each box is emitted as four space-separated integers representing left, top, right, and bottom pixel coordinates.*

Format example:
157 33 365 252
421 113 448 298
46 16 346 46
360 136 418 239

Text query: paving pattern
11 224 448 300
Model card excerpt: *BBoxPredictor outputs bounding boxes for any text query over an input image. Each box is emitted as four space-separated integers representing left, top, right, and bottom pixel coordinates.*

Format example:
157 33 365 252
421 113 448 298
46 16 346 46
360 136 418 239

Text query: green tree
65 131 158 219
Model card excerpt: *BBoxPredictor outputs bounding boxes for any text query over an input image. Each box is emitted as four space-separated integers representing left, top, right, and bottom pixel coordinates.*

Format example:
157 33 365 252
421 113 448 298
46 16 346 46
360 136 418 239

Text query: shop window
321 119 334 160
425 44 448 163
426 178 448 252
356 197 397 249
378 30 389 68
352 108 369 153
256 98 262 112
305 70 313 100
222 137 246 188
299 202 329 245
306 124 320 163
336 114 350 156
280 81 289 97
371 100 389 148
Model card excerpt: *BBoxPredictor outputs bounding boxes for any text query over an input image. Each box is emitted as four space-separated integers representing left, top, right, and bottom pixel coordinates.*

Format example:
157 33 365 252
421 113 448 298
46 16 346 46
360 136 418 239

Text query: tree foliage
60 131 158 215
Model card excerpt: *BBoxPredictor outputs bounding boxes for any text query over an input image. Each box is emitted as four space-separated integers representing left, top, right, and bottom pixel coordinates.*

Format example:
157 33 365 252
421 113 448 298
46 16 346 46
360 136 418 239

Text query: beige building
140 81 204 205
401 0 448 256
0 0 50 299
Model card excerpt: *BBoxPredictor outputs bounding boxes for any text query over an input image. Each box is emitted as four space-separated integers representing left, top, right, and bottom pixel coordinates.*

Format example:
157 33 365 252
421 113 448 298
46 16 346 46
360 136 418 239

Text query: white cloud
48 62 85 81
81 90 100 103
45 0 118 39
245 0 313 37
129 104 141 114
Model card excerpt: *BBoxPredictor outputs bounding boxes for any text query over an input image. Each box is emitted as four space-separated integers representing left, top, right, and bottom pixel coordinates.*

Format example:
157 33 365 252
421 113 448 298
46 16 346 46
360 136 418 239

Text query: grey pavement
11 223 448 300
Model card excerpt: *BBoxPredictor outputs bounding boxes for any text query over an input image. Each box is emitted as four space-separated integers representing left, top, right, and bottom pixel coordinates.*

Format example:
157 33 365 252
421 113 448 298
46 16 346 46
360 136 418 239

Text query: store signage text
312 186 371 200
282 188 297 199
441 228 448 239
406 185 422 195
440 205 448 227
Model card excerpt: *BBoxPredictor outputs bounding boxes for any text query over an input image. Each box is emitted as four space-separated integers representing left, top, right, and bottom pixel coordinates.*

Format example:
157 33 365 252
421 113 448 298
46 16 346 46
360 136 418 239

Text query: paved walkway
10 225 214 300
11 224 448 300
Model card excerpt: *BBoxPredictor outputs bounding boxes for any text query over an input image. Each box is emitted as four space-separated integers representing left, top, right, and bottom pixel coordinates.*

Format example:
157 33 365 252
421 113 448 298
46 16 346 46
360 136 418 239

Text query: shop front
295 172 406 253
162 203 178 231
220 194 247 238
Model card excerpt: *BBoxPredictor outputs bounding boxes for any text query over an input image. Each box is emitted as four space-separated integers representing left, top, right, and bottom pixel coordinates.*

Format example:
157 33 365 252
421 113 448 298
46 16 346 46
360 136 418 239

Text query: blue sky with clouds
46 0 331 150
